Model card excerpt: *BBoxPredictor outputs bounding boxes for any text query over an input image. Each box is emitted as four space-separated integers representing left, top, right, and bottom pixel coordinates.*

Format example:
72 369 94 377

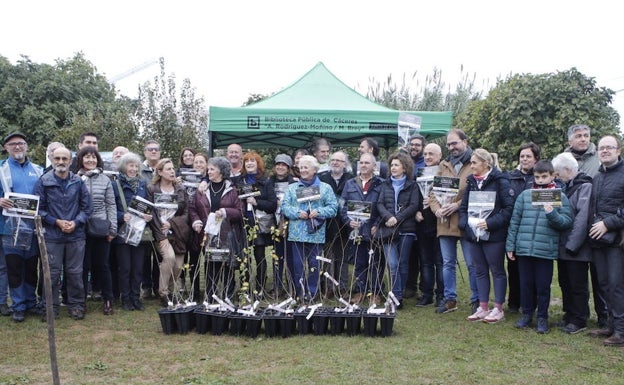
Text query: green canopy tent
208 62 453 152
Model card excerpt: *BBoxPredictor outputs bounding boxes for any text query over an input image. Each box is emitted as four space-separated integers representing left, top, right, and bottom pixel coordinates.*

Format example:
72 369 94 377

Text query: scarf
299 175 319 187
245 173 257 185
533 182 556 189
391 175 407 213
120 173 141 194
78 168 101 183
449 147 473 175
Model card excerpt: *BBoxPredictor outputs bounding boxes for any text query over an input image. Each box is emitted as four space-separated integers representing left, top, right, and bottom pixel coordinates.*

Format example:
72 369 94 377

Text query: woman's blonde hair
151 158 177 185
472 148 493 169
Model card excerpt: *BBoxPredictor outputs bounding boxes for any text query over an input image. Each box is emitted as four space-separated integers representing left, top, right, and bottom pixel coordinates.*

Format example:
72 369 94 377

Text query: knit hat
274 154 293 168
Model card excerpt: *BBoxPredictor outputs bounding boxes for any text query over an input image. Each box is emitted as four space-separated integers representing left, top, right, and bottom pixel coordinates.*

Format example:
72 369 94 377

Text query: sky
3 1 623 128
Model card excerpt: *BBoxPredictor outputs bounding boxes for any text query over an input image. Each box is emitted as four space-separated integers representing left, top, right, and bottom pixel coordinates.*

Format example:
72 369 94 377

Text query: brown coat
428 158 472 238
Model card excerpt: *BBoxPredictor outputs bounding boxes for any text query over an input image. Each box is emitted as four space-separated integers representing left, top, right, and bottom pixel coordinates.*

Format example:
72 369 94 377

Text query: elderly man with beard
0 133 44 321
34 147 92 320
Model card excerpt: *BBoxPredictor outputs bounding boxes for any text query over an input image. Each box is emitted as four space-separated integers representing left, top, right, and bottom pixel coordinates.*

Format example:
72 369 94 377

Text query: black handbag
373 224 395 241
86 217 110 238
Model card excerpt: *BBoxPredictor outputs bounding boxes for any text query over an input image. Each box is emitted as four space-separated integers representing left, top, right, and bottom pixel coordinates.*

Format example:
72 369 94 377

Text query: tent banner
210 107 450 136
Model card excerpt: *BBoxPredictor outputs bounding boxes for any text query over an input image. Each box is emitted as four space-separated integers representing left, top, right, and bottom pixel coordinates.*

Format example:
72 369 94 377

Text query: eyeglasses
598 145 619 152
410 143 422 147
53 156 70 161
5 142 26 147
145 147 160 152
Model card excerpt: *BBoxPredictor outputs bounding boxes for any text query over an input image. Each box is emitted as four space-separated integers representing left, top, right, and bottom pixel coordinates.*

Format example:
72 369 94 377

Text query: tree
0 53 135 163
456 68 620 169
366 66 483 121
133 58 207 160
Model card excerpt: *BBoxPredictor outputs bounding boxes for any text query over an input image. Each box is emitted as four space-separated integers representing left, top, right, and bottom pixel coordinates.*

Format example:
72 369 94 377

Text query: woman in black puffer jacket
459 149 514 323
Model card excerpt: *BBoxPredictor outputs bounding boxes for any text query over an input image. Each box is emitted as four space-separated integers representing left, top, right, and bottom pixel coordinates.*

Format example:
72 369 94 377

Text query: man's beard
13 152 25 161
54 164 68 173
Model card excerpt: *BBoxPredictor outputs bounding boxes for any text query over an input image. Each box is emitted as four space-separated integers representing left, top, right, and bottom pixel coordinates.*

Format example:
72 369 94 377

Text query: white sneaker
467 307 489 321
483 308 505 323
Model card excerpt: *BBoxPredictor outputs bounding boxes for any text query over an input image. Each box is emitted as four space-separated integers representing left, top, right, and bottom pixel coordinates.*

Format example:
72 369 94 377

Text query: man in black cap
0 132 44 322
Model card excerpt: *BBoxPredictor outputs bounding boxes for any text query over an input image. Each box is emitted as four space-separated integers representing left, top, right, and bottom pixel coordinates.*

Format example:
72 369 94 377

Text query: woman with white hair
281 155 338 301
189 157 243 301
459 148 514 323
113 152 152 311
552 152 593 334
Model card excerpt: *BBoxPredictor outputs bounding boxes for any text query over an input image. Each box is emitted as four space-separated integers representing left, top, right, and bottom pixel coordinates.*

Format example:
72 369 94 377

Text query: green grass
1 263 623 385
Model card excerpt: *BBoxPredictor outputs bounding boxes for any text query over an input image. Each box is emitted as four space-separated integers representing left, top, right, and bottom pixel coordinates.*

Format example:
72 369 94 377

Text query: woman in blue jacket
459 149 514 323
281 155 337 302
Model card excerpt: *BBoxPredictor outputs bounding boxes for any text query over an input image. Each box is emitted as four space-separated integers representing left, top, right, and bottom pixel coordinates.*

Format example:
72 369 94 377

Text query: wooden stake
35 215 60 385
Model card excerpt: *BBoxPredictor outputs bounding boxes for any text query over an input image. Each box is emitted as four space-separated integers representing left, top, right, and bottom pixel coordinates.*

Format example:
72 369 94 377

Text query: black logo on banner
247 116 260 129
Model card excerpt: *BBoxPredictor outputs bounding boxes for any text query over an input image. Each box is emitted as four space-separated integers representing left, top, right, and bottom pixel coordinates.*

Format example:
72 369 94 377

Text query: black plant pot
362 314 378 337
263 309 280 338
379 314 395 337
158 308 178 335
194 308 212 334
362 313 396 337
211 311 230 336
294 310 314 335
246 315 262 338
278 315 296 338
311 307 330 336
329 311 345 336
229 313 247 336
173 306 197 334
343 310 362 336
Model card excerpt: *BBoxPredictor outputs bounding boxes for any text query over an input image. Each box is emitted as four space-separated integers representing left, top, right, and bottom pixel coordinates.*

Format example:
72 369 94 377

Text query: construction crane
108 58 160 84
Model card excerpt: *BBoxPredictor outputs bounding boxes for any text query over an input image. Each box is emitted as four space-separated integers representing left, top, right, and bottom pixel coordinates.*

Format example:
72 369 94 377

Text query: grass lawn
1 258 623 385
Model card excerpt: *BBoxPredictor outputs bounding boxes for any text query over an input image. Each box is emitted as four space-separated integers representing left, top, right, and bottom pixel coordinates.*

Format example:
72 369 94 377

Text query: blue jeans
439 236 479 302
382 234 415 301
463 240 507 305
291 242 322 299
0 247 8 305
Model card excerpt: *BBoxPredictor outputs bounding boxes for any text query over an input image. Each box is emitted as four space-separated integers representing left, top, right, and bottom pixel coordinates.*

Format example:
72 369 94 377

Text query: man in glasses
35 146 92 320
588 135 624 346
0 133 44 321
429 128 479 315
563 124 608 329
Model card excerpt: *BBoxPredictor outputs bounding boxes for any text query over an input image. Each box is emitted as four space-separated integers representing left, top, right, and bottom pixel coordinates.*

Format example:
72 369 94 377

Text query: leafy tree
133 58 207 162
456 68 620 169
0 52 135 163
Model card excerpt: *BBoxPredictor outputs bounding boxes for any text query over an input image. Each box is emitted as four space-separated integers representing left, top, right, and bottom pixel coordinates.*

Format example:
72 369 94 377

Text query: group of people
1 126 624 348
411 125 624 347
